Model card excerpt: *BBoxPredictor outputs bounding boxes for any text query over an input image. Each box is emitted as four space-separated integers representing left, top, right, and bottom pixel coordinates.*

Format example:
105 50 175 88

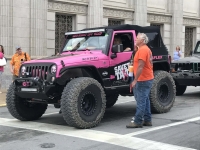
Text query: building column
0 0 13 57
87 0 103 28
171 0 183 57
134 0 147 26
30 0 48 57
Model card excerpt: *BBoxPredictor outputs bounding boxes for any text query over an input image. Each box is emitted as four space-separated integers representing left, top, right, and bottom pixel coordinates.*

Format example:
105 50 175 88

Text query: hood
24 50 108 65
172 55 200 63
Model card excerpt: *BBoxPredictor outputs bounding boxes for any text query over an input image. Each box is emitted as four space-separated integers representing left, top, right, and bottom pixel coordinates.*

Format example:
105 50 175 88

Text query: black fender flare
153 61 170 72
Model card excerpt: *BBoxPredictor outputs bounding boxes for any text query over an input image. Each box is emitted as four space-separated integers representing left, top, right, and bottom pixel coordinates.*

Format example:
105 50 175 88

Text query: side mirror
112 44 123 53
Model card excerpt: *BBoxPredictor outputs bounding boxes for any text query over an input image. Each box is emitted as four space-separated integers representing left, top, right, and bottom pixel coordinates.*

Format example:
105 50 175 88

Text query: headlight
50 65 57 74
177 67 182 71
21 66 26 75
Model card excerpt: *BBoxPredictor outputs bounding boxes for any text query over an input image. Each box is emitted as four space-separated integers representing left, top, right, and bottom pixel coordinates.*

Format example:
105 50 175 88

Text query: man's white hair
138 33 149 44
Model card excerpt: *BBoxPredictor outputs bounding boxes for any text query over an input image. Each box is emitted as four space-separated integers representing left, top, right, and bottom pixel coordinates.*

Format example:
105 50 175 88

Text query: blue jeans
133 79 153 125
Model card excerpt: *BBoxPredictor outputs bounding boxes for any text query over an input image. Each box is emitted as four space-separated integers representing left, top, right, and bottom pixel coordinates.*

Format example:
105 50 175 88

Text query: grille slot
26 65 49 80
175 63 200 72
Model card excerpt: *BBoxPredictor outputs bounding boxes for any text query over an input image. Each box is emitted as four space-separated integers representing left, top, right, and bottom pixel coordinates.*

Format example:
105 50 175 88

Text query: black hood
172 55 200 63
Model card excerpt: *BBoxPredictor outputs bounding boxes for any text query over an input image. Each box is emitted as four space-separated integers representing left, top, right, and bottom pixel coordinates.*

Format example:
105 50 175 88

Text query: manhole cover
40 143 55 148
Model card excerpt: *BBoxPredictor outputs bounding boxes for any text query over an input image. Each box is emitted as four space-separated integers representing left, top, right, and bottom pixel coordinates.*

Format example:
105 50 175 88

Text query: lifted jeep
170 41 200 96
6 24 176 129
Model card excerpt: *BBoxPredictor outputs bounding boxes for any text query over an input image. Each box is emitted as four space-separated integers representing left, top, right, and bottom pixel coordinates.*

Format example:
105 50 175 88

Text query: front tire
150 71 176 113
6 84 47 121
176 85 187 96
61 77 106 129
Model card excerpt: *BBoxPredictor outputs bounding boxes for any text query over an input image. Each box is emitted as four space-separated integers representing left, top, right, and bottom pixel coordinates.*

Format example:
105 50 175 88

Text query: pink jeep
6 24 176 129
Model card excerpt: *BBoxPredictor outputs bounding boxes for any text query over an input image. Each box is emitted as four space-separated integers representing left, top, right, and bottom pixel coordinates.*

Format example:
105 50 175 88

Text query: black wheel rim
80 92 97 116
158 82 170 105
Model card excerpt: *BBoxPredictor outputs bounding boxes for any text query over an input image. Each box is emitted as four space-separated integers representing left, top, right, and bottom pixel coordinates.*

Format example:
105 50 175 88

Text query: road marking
0 118 195 150
43 112 60 116
125 116 200 136
116 100 134 105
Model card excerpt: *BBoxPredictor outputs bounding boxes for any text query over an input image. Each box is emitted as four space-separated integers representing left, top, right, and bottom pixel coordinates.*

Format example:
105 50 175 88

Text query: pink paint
22 82 27 87
122 69 128 81
23 30 137 79
110 75 115 79
109 30 137 67
22 82 30 87
153 56 163 60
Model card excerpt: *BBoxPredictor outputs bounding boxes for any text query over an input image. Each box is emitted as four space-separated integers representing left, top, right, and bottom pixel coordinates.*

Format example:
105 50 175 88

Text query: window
145 32 161 48
62 33 109 53
108 19 124 26
185 27 194 56
150 23 163 37
55 14 73 54
113 33 133 51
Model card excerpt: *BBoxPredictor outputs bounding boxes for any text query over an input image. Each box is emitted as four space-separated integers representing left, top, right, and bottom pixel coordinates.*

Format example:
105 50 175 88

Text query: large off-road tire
6 84 47 121
150 71 176 113
106 94 119 108
176 85 187 96
61 77 106 129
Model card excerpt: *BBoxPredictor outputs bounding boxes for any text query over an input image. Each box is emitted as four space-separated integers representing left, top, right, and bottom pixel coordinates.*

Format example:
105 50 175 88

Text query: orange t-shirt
133 45 154 81
10 52 31 76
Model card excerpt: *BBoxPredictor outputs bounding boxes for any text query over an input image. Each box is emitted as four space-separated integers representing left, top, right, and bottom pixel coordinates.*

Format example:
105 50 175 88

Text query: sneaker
126 122 143 128
143 122 152 126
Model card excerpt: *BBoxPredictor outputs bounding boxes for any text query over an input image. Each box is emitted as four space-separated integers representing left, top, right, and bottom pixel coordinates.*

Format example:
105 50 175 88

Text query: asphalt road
0 86 199 150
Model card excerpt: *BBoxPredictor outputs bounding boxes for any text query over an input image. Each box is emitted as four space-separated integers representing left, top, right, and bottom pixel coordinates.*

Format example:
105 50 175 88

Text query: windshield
62 33 109 52
194 43 200 53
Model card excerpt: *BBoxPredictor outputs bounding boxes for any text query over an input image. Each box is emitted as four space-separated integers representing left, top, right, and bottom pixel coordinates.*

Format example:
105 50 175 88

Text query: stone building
0 0 200 89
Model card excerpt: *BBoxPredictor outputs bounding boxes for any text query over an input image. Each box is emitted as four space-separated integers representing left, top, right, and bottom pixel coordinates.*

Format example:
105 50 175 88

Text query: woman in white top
173 46 181 60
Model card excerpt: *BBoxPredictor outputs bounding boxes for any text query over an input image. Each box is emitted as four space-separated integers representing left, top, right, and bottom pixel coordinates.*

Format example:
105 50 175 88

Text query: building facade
0 0 200 89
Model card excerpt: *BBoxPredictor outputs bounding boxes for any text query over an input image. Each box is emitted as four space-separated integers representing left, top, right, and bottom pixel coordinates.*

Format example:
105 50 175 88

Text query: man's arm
134 59 145 81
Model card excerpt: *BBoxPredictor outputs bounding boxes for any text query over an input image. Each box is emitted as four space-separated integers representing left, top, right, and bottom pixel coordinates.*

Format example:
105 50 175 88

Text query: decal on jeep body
114 63 129 80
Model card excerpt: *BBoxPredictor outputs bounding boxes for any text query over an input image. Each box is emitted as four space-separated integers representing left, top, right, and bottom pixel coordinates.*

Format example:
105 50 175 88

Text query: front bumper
171 71 200 86
14 77 58 100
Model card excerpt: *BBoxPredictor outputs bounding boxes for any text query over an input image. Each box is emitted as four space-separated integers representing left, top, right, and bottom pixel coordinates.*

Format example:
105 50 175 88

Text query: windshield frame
194 41 200 54
60 29 113 55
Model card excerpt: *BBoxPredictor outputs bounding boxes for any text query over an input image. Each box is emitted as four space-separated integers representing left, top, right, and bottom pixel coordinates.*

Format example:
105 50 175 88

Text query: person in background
173 46 181 60
126 33 154 128
0 45 5 93
10 46 31 81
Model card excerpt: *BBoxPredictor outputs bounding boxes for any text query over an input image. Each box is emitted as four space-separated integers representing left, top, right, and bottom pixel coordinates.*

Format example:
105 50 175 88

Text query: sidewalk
0 89 7 107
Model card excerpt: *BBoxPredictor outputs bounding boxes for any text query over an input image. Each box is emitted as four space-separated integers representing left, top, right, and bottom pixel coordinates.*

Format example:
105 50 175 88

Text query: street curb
0 104 6 107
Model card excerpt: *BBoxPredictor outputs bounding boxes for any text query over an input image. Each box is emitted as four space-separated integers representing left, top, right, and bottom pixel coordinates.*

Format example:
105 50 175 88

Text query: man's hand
10 68 13 74
130 79 137 93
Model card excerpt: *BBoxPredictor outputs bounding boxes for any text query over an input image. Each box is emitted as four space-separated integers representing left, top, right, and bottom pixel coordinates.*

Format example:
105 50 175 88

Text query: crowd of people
0 45 31 93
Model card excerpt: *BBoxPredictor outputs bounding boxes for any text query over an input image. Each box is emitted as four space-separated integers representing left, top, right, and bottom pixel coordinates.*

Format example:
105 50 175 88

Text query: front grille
21 64 53 80
26 66 49 80
175 63 200 72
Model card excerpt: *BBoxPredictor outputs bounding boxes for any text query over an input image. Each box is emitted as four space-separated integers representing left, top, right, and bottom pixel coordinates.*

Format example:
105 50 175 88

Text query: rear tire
6 84 47 121
176 85 187 96
61 77 106 129
150 71 176 113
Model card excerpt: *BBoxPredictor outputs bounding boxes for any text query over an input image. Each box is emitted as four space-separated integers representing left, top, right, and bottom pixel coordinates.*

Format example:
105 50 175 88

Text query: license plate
21 88 37 92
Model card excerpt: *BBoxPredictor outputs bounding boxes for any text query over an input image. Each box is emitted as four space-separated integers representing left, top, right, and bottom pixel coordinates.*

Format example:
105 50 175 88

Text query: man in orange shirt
10 46 31 81
126 33 154 128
